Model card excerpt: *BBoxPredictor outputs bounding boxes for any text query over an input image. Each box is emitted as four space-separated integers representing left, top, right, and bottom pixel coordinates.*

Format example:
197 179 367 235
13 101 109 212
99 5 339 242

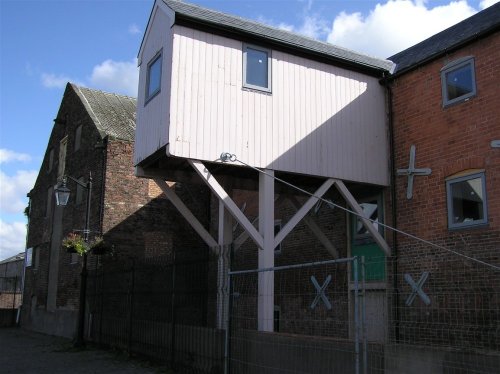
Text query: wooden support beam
189 160 264 249
153 179 218 250
274 179 334 248
332 179 391 256
287 195 339 259
233 196 285 251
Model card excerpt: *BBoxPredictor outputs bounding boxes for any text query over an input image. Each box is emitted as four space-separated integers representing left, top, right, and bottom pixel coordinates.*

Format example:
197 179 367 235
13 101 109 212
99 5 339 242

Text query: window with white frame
145 52 162 103
243 44 271 92
446 172 487 229
441 57 476 107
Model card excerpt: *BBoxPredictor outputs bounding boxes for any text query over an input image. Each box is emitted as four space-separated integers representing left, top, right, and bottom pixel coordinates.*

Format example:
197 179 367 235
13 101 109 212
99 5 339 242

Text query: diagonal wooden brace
189 160 264 249
154 179 218 250
274 179 335 249
333 179 391 256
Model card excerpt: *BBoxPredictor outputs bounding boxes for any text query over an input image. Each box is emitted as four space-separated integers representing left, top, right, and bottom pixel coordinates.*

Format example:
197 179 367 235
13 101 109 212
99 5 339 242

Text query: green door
351 197 386 281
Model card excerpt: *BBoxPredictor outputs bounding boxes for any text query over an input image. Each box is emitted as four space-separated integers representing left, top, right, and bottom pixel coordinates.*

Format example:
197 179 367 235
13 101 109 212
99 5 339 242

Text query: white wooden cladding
134 4 174 165
136 15 389 185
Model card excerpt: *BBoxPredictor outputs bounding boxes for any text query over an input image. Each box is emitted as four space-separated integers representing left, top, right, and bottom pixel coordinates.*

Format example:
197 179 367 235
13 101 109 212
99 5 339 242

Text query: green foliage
62 233 88 256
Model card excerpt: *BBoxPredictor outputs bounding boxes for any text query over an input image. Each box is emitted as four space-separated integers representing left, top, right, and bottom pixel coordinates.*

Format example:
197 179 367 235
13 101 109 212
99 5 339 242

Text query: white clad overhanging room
134 0 393 335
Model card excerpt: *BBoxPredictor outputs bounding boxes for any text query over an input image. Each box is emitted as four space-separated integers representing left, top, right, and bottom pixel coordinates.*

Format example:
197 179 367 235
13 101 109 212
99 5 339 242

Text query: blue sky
0 0 497 260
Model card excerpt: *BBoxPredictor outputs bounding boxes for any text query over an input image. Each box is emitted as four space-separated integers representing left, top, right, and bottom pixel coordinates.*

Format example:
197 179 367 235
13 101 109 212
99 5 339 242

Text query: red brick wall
391 31 500 244
389 31 500 348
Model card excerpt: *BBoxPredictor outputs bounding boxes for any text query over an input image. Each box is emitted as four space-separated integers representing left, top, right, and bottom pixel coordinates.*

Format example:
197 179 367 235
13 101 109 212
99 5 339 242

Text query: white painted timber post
258 170 274 332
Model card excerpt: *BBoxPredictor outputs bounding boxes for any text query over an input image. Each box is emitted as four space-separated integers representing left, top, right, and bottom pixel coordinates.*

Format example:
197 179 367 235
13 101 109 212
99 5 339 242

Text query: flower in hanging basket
90 236 111 255
62 233 88 256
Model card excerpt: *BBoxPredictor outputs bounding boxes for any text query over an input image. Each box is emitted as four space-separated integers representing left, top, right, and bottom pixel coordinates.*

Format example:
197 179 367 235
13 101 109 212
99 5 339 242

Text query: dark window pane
446 64 473 101
147 56 162 98
246 48 268 88
451 177 484 223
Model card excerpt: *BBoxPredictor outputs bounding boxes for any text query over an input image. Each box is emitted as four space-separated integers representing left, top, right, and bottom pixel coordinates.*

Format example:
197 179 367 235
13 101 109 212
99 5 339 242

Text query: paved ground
0 328 170 373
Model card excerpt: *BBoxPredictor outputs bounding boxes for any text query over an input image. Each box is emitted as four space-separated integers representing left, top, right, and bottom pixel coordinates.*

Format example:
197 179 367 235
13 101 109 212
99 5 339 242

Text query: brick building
22 83 210 338
385 4 500 370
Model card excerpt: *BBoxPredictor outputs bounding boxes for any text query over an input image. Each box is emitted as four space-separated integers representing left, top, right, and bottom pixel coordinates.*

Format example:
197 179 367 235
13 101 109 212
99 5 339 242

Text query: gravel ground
0 327 170 373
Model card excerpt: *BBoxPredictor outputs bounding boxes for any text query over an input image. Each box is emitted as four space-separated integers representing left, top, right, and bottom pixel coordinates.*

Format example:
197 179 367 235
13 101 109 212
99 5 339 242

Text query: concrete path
0 328 167 373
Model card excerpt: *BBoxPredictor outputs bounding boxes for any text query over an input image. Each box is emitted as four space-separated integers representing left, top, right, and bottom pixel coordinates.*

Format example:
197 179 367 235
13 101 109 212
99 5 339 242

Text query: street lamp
55 172 93 347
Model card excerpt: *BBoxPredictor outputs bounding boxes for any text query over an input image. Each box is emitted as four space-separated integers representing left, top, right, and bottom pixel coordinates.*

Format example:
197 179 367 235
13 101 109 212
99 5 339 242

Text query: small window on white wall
145 52 162 103
243 44 271 92
446 172 487 229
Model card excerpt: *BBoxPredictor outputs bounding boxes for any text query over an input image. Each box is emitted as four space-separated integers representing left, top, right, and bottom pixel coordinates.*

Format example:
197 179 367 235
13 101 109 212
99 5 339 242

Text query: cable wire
219 152 500 272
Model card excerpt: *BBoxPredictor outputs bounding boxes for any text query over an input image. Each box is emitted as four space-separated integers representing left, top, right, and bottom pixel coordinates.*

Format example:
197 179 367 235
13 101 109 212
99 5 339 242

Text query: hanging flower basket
62 233 88 256
90 236 112 255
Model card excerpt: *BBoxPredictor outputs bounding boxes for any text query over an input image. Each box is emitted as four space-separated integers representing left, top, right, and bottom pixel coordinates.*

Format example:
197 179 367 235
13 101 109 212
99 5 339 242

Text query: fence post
353 257 360 374
361 256 367 374
224 245 233 374
170 252 177 370
128 260 136 356
98 268 105 346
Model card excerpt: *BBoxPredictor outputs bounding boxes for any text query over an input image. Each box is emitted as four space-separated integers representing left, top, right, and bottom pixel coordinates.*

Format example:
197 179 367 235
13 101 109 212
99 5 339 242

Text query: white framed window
441 56 476 107
243 44 271 92
446 171 487 229
74 125 82 151
145 51 162 103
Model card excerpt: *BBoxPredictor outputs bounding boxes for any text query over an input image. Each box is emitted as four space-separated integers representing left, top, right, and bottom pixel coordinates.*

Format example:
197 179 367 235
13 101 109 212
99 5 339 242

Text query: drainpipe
381 73 400 342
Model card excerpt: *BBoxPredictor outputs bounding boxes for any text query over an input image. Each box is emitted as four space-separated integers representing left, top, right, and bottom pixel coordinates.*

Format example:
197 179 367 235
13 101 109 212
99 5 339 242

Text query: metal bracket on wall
397 145 432 200
405 272 431 306
310 275 332 310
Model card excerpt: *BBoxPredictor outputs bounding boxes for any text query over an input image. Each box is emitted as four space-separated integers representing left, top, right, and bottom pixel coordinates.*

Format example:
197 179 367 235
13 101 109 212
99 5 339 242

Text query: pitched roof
71 84 137 141
389 3 500 74
0 252 25 265
160 0 394 74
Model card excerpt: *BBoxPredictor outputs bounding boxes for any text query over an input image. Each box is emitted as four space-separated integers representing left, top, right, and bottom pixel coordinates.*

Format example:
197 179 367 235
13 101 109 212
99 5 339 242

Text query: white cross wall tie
405 272 431 306
310 275 332 310
397 145 432 199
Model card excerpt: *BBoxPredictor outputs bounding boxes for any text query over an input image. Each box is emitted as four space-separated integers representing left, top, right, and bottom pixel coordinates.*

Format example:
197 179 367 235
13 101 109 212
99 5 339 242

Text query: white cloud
257 14 328 39
327 0 477 58
296 15 329 39
0 220 27 261
0 170 37 214
89 58 139 97
0 149 31 164
128 23 141 35
480 0 499 9
41 73 74 88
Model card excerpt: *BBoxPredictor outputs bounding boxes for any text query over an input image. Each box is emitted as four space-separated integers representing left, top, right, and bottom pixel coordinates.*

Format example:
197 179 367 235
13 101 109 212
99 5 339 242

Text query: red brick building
22 83 209 338
385 4 500 370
